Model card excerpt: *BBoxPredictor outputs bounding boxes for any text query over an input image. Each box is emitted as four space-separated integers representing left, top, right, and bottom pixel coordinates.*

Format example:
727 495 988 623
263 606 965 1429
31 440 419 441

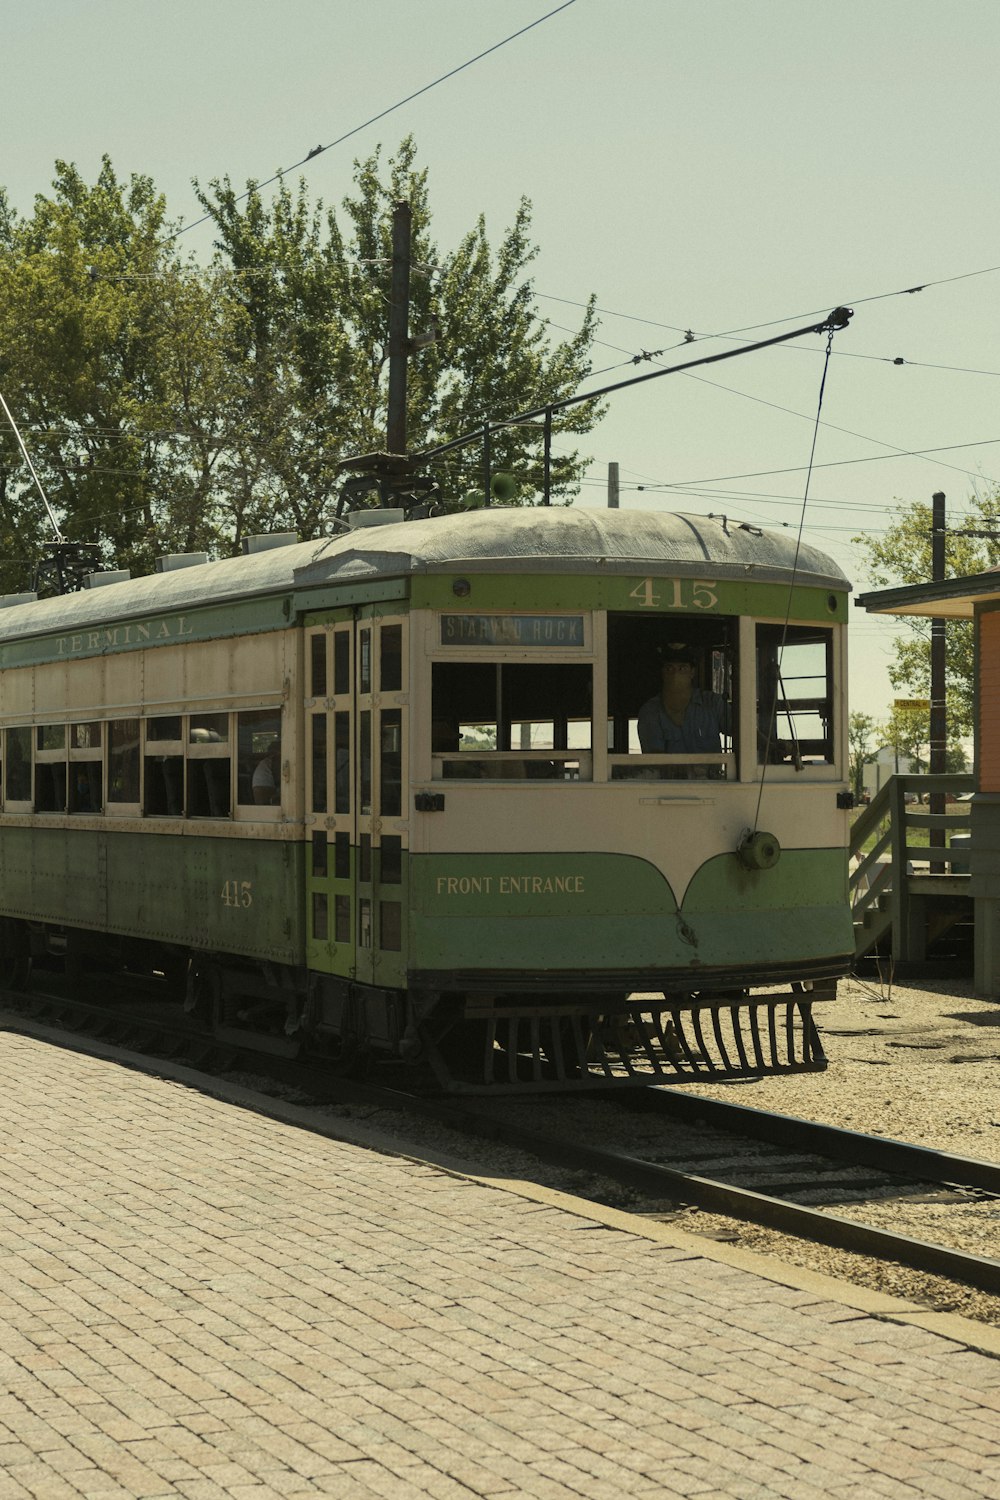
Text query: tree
0 142 602 593
880 703 928 773
0 158 237 588
854 492 1000 736
848 711 877 799
878 702 968 776
194 137 602 527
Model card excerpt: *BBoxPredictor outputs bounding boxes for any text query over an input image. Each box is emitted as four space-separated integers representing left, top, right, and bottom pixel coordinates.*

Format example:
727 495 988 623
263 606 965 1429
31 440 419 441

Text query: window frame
68 721 105 815
752 618 841 780
2 725 33 811
429 621 597 783
234 706 285 823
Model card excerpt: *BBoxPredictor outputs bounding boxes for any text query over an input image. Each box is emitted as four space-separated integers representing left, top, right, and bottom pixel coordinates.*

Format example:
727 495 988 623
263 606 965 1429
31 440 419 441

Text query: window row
308 622 402 698
309 708 401 818
309 833 403 953
431 619 836 780
0 709 282 817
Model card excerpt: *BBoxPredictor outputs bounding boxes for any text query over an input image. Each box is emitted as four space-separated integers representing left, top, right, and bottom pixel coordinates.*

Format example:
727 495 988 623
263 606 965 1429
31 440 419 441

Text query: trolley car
0 506 854 1090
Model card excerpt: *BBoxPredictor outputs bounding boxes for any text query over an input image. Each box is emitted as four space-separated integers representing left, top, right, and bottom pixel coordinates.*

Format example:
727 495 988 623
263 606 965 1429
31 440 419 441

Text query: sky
5 0 1000 721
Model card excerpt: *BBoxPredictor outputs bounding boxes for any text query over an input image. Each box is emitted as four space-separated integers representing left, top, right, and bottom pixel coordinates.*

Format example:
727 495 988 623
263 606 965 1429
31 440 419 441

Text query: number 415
221 880 253 908
628 577 718 610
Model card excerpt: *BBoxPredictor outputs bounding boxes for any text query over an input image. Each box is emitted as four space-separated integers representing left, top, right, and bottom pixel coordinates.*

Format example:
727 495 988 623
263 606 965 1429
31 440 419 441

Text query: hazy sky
6 0 1000 718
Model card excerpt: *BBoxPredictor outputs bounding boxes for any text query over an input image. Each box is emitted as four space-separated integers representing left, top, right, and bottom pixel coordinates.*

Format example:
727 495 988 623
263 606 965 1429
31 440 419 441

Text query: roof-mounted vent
83 569 131 590
0 591 38 609
347 508 405 530
240 532 299 555
154 552 210 574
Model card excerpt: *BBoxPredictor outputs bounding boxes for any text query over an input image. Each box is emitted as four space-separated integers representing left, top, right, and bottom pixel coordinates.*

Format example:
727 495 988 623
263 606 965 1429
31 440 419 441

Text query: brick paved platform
0 1019 998 1500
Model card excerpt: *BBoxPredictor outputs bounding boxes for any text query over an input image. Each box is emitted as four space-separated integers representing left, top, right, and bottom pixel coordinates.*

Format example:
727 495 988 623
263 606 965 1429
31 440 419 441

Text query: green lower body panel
409 848 852 979
0 826 305 965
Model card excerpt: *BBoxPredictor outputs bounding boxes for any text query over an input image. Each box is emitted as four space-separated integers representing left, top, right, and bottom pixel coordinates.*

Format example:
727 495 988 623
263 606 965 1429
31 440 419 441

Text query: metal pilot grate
426 992 828 1093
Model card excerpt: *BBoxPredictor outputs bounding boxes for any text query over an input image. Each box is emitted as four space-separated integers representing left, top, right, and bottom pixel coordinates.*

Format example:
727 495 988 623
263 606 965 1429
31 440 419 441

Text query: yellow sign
894 698 929 711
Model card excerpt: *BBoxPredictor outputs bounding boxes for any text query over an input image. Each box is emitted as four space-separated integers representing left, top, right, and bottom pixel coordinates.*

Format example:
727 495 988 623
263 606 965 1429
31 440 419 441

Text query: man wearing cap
637 642 728 758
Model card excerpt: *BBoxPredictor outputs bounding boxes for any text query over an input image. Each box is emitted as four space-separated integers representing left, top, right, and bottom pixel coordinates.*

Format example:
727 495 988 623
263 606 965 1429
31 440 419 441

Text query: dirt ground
684 970 1000 1161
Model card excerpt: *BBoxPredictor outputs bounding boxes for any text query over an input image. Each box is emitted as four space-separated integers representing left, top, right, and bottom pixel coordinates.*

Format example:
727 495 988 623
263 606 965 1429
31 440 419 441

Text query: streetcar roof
0 507 848 640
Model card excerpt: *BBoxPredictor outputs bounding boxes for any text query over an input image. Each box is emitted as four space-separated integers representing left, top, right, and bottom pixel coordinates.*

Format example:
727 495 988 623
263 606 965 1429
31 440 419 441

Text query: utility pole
607 462 619 509
337 198 448 512
930 490 947 847
385 200 412 464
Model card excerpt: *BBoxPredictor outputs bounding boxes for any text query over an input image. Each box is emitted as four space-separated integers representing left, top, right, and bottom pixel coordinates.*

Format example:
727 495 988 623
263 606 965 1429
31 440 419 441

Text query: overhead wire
752 324 840 830
539 288 1000 378
631 436 1000 491
171 1 578 242
0 389 64 542
553 315 1000 490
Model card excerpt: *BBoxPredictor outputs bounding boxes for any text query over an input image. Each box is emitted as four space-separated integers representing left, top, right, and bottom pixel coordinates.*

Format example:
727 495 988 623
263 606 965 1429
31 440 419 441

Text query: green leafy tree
0 157 238 588
848 710 877 798
880 703 928 773
1 142 602 594
194 137 602 525
855 492 1000 736
878 702 967 776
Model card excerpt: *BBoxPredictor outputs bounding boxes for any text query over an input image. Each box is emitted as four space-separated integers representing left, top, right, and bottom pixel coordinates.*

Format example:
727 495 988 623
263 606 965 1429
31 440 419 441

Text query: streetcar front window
756 624 834 766
607 612 736 780
432 661 592 780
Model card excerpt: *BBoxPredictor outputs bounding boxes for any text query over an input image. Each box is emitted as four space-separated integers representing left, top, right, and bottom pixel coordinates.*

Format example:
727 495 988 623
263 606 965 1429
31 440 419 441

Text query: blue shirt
637 689 728 754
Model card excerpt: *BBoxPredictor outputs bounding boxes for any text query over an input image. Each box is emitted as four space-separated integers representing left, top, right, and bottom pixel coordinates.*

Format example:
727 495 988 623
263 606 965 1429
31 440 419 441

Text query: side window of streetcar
69 722 103 814
5 726 32 804
108 719 141 805
35 724 68 813
188 714 231 818
144 717 185 817
756 624 834 765
237 709 283 808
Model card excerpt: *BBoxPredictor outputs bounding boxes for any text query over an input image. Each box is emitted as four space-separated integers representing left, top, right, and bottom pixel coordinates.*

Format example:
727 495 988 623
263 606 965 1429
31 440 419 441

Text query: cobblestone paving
0 1032 998 1499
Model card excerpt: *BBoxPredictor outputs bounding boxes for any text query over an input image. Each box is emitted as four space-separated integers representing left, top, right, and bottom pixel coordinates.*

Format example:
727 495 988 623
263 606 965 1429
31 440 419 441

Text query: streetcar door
304 612 356 981
355 609 408 989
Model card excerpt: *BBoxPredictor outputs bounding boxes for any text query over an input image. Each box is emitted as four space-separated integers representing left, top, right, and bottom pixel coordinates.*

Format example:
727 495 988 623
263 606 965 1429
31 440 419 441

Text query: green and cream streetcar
0 506 854 1090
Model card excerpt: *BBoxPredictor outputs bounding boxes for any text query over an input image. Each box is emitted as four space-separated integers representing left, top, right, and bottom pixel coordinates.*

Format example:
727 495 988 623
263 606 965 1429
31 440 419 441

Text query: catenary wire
632 437 1000 491
553 319 1000 490
171 2 578 242
538 291 1000 377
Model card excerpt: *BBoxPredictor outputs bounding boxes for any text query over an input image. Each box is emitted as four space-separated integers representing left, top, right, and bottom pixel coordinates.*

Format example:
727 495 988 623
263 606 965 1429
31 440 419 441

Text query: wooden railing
850 773 974 961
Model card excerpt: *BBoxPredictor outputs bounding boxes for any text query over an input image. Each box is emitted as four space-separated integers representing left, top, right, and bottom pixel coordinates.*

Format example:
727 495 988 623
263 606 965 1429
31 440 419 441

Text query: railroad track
3 982 999 1299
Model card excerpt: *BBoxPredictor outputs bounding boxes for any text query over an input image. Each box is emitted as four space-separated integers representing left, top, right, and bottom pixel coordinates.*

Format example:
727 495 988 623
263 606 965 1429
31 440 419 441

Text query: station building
857 568 1000 994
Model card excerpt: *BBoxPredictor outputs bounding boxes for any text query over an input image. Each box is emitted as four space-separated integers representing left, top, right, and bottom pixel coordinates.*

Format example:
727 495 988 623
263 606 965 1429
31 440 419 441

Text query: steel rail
624 1087 1000 1196
340 1091 1000 1297
205 1046 1000 1298
4 991 998 1297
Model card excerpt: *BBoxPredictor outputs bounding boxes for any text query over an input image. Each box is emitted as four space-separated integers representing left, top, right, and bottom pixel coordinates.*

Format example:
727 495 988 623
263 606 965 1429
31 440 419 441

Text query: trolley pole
929 490 947 847
386 199 412 468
